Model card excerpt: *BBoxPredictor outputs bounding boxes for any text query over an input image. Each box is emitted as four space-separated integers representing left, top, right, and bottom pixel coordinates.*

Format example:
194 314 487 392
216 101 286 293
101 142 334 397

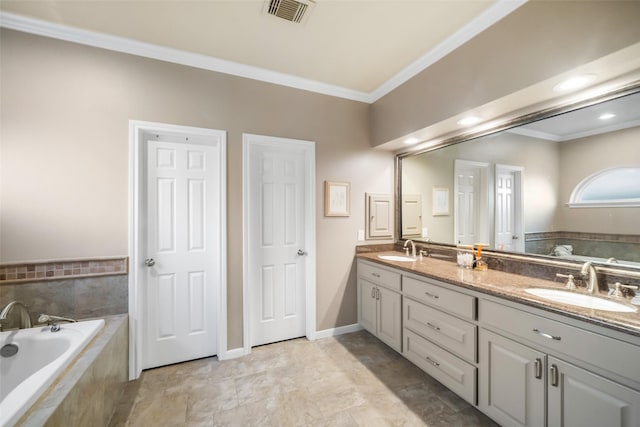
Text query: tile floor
109 331 499 426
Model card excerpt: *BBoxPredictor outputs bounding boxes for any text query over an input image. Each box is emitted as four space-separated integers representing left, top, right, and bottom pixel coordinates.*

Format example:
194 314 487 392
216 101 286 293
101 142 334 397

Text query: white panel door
247 137 310 346
496 171 515 251
495 165 524 252
145 136 221 368
454 160 490 245
456 170 479 245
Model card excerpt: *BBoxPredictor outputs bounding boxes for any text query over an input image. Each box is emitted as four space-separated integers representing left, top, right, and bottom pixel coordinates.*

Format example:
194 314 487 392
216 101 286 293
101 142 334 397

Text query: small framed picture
324 181 350 216
432 187 449 216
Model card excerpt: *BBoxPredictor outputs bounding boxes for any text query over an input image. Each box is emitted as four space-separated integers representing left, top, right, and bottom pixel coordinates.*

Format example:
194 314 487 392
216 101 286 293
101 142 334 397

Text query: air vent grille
266 0 314 24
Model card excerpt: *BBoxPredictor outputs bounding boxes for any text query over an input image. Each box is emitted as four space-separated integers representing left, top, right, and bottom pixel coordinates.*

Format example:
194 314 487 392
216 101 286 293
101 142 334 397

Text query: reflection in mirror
400 89 640 269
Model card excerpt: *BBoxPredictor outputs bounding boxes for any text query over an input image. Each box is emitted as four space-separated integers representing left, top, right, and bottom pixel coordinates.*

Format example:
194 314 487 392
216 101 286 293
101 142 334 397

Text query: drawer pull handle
550 364 559 387
425 356 440 367
424 292 440 299
371 287 375 299
534 358 542 379
426 322 440 331
371 273 381 278
532 328 561 341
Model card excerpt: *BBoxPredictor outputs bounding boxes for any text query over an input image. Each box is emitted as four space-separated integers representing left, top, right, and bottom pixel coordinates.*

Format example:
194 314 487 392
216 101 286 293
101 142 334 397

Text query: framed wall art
324 181 350 216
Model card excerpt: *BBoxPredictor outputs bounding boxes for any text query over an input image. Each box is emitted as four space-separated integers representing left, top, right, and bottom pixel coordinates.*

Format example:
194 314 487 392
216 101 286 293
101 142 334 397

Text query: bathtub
0 319 105 427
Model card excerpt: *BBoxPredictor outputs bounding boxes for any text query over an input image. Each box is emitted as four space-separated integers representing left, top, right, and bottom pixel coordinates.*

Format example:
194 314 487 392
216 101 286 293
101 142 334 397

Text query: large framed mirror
397 83 640 270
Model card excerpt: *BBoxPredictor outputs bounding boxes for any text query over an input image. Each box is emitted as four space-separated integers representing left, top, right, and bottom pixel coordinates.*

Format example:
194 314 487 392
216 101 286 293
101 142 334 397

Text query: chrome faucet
580 262 599 294
403 239 416 257
38 314 77 332
0 301 32 331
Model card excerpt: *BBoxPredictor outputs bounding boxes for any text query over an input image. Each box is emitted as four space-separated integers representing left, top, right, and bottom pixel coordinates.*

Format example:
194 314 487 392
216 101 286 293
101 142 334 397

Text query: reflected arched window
568 167 640 208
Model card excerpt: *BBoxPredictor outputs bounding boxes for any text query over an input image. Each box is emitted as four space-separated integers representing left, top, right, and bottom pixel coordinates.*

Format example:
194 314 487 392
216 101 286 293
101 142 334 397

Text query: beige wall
371 0 640 146
0 30 394 348
557 126 640 234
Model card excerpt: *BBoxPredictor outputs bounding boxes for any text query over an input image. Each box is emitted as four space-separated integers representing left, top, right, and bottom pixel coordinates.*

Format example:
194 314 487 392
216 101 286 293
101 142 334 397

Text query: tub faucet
0 301 32 331
580 262 599 294
403 240 416 257
38 314 77 332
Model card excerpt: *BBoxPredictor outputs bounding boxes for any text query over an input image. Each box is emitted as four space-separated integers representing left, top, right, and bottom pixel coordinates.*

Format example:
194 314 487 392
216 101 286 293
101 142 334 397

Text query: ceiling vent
265 0 316 24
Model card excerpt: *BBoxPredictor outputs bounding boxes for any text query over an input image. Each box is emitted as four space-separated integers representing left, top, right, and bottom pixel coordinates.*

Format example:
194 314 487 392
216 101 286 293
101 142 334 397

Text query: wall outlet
357 229 365 241
422 227 428 238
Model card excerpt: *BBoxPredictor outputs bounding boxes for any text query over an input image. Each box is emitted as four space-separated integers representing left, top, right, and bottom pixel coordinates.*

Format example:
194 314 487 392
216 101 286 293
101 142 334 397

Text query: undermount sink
525 288 637 313
378 255 417 262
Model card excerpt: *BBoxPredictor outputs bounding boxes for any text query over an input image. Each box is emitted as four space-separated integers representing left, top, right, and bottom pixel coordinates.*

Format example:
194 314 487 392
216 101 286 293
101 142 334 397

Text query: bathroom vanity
356 253 640 427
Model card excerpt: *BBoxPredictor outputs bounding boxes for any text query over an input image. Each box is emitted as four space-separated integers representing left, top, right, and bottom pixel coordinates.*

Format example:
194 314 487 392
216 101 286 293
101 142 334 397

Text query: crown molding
1 1 525 104
0 12 372 103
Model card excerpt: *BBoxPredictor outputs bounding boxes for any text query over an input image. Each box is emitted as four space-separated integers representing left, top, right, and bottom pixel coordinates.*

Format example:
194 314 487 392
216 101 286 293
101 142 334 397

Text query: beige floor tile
117 331 497 427
127 394 188 427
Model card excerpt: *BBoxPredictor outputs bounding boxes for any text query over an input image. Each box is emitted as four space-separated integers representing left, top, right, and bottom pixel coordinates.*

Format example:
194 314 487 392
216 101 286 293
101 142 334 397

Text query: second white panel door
246 135 311 347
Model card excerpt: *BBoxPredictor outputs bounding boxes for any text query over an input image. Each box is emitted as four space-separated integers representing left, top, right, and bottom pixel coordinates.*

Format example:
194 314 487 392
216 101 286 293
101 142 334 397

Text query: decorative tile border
526 231 640 244
0 257 128 284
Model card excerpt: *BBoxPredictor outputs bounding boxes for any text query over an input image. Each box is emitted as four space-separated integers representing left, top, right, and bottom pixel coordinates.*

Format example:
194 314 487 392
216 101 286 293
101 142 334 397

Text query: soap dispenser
473 243 488 271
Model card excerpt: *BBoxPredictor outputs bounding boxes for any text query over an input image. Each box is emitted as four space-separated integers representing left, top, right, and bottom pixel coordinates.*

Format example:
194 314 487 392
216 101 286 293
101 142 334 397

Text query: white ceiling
0 0 524 102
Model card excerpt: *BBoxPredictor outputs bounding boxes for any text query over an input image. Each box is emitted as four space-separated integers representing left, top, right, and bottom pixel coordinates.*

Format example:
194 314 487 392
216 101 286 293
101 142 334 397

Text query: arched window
568 167 640 208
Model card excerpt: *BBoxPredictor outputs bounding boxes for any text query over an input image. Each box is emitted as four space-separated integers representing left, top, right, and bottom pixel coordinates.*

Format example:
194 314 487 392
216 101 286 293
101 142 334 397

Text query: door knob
297 249 308 256
145 258 156 267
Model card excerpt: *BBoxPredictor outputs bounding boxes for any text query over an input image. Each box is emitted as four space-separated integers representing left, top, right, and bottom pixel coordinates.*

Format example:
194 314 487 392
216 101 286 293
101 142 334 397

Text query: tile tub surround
0 257 128 284
357 251 640 336
0 275 128 327
17 314 128 427
109 330 497 427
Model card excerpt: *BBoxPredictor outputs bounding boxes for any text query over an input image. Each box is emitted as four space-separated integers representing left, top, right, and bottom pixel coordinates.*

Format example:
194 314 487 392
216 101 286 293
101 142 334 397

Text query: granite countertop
357 251 640 338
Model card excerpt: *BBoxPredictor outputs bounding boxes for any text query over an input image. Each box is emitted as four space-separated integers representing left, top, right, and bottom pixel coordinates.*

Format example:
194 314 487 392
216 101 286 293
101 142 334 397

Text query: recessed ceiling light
457 116 481 126
599 113 616 120
553 74 597 92
403 137 419 145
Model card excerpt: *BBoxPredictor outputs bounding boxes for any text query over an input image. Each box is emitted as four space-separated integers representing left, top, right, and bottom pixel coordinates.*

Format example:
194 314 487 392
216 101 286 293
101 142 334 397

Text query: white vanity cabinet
357 260 402 352
479 298 640 427
402 274 478 405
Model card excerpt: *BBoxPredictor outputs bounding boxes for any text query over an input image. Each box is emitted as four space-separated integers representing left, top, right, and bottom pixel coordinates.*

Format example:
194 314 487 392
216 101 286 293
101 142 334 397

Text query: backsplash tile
0 257 127 284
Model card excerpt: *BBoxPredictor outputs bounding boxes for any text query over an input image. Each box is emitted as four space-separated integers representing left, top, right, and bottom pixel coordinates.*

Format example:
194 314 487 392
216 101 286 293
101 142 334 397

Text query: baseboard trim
314 323 363 340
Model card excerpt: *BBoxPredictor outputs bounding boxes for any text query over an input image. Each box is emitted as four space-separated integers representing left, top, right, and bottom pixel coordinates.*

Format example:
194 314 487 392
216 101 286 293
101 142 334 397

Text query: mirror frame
394 79 640 273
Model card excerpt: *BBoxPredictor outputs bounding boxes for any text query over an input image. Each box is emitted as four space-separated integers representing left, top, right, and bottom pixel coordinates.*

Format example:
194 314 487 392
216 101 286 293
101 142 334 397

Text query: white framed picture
324 181 350 216
432 187 449 216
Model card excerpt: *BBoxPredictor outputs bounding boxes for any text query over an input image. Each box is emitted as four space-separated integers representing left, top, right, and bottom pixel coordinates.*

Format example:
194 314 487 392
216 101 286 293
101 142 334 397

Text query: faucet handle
610 282 639 299
556 273 576 290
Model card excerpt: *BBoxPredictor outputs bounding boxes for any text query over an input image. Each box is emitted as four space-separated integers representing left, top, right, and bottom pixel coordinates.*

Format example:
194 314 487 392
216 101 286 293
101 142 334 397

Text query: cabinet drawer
358 260 401 291
480 299 640 384
403 329 477 405
404 298 476 362
403 276 476 320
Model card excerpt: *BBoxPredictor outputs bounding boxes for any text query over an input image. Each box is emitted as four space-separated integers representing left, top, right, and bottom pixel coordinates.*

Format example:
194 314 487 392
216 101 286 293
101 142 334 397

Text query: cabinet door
357 279 377 335
366 193 393 239
377 287 402 352
479 329 545 427
548 357 640 427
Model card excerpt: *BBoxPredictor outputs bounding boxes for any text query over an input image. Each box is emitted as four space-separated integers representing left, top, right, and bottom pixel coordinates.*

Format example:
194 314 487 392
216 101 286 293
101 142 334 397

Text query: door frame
128 120 227 380
242 133 316 355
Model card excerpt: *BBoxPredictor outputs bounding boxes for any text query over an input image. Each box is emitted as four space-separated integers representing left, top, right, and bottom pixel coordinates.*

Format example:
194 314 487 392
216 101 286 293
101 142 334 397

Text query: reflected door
455 160 489 245
144 136 222 369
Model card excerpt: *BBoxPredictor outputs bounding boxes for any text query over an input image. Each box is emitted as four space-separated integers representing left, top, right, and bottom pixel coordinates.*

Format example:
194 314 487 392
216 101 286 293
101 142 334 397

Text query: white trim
219 347 248 361
128 120 227 379
242 134 316 355
0 2 525 104
314 323 363 340
508 118 640 142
